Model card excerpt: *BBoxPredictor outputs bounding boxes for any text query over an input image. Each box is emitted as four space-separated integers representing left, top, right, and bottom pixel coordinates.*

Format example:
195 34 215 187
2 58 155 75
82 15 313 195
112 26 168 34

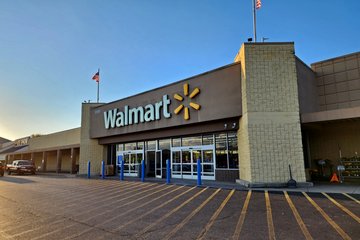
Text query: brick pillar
235 43 306 186
56 150 62 173
79 103 106 175
71 148 77 174
42 152 47 172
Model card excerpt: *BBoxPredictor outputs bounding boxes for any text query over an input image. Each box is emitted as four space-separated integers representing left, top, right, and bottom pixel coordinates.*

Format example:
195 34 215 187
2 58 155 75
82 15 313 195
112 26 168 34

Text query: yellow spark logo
173 83 201 120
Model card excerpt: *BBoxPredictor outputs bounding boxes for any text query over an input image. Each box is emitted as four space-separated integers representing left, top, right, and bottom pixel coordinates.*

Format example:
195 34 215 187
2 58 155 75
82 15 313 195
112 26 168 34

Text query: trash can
106 165 114 176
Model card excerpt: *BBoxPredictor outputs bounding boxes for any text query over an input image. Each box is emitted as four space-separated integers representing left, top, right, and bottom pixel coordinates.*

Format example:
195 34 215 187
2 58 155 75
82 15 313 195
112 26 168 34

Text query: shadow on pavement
0 176 35 184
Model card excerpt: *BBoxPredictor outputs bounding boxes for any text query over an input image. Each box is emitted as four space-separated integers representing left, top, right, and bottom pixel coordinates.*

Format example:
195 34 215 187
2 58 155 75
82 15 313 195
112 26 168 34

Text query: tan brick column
235 43 306 186
42 152 47 172
56 150 62 173
79 103 106 175
71 148 77 174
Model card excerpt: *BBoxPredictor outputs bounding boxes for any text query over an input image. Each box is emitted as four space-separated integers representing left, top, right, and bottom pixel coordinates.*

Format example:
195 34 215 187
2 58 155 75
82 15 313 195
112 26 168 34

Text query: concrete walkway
36 172 360 194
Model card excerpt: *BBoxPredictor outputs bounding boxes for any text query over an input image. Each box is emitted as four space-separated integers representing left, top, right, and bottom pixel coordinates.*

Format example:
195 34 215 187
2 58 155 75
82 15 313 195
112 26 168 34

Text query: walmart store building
6 43 360 186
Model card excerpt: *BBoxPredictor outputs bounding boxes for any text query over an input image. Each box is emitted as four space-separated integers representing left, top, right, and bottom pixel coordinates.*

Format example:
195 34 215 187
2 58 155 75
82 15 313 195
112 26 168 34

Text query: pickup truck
7 160 36 175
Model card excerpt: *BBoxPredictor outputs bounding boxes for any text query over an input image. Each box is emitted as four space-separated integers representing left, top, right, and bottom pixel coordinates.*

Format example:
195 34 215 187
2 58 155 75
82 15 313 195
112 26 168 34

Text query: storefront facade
84 61 242 182
80 43 308 186
4 42 359 185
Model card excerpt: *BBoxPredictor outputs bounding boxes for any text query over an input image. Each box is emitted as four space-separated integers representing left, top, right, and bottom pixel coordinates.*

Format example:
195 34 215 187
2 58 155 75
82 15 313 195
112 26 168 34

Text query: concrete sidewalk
35 172 360 195
105 175 360 195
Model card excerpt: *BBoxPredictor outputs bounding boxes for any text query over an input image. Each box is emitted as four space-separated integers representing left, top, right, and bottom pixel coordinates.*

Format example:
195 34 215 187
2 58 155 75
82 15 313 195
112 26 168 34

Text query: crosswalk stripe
232 190 252 240
197 189 235 240
303 192 351 240
265 191 275 240
284 191 313 240
135 187 208 238
343 193 360 205
164 188 221 240
322 193 360 224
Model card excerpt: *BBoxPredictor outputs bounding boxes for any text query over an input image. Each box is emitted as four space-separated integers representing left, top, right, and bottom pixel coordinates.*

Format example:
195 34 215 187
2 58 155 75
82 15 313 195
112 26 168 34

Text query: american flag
92 70 100 82
256 0 262 9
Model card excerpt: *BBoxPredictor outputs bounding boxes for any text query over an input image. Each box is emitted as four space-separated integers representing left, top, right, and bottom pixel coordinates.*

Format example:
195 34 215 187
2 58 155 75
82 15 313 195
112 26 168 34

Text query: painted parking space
0 176 359 240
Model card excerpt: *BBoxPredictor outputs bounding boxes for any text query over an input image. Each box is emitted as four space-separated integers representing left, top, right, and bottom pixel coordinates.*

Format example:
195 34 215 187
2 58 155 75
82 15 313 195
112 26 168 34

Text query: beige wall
33 152 43 170
28 128 80 151
46 151 57 172
61 149 72 172
296 58 319 113
79 103 106 175
312 52 360 111
235 43 306 186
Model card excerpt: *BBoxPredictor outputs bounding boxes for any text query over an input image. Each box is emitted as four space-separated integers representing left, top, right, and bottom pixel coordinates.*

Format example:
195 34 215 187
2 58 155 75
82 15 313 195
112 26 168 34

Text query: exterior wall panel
312 52 360 111
90 64 242 139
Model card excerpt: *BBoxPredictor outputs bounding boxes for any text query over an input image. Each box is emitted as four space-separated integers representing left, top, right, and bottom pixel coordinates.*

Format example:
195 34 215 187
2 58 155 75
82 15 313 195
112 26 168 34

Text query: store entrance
171 145 215 180
146 150 162 178
117 150 144 177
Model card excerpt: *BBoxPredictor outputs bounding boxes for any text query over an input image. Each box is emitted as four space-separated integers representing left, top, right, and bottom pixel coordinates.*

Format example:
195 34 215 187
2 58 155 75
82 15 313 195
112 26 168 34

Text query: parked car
0 162 4 177
7 160 35 175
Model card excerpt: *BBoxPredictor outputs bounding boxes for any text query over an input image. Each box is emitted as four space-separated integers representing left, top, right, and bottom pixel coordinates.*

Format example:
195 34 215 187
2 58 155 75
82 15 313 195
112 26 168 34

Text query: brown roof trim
6 144 80 155
301 106 360 123
311 51 360 66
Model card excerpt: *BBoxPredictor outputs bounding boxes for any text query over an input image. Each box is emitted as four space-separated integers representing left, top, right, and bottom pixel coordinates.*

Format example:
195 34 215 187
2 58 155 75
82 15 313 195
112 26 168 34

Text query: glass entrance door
117 150 144 177
171 145 215 180
155 151 162 178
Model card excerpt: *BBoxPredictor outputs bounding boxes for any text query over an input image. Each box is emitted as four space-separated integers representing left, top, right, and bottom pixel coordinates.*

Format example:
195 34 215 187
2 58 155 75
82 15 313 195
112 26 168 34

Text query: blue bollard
166 159 171 184
87 161 91 179
141 160 145 182
101 160 105 179
118 155 123 180
120 157 124 181
197 158 202 186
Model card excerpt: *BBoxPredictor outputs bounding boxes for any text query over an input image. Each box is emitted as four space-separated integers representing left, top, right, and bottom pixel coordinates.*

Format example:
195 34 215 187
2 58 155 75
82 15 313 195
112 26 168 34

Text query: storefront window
117 131 238 173
146 140 157 150
159 139 171 150
215 133 228 168
137 142 144 150
182 136 202 146
202 135 214 145
228 132 238 168
124 142 136 151
117 144 124 152
172 138 181 147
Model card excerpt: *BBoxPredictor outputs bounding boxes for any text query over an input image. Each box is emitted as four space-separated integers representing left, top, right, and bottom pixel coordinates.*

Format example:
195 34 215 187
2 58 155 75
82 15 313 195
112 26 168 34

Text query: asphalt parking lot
0 175 359 240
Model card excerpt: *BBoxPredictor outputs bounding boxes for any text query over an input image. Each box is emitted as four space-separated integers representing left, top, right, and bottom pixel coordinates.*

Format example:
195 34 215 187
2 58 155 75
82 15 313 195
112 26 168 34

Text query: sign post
197 158 202 186
87 161 91 179
101 160 105 179
141 160 145 182
166 159 171 184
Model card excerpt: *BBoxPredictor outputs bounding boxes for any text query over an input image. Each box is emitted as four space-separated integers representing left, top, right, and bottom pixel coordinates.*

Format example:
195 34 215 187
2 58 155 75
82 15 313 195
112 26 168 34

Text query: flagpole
97 68 100 103
253 0 257 42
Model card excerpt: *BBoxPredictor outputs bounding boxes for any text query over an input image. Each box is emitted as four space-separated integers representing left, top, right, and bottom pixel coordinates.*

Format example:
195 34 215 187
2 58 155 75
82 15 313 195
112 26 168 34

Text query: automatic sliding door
171 145 215 180
123 154 130 175
182 150 192 178
117 150 144 177
172 151 181 178
146 151 155 177
192 149 201 177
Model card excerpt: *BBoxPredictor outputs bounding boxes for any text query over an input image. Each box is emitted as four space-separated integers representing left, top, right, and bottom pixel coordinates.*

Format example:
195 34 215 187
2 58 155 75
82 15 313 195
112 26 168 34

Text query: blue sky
0 0 359 140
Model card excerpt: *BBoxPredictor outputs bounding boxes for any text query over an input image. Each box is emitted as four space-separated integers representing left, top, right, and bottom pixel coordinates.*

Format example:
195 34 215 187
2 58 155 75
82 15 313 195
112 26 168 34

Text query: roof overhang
301 106 360 123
